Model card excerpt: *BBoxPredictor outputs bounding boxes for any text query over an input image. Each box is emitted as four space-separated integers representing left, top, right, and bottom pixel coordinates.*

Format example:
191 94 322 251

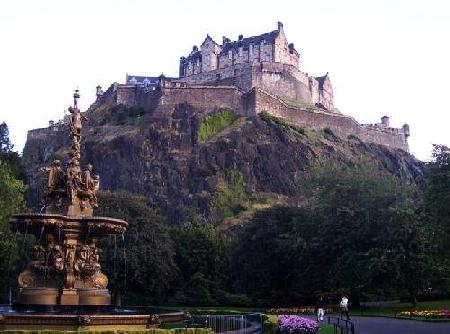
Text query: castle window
228 50 232 60
239 47 243 57
234 69 238 76
249 44 253 56
216 73 221 80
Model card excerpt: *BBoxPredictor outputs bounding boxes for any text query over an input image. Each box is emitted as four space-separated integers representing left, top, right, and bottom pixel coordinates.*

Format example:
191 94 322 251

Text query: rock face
23 101 423 224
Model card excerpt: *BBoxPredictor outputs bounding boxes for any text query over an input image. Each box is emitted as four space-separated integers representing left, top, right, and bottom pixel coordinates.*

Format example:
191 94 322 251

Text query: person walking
315 297 325 322
340 295 351 320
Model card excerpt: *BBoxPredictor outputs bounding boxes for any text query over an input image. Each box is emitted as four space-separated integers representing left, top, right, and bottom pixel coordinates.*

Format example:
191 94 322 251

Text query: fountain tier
11 213 127 307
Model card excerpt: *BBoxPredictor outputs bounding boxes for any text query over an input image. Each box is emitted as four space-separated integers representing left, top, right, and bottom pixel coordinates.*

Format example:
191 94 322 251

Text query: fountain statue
0 91 185 330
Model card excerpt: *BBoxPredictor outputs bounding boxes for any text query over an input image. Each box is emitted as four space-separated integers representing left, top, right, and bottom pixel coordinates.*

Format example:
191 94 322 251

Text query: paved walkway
326 316 450 334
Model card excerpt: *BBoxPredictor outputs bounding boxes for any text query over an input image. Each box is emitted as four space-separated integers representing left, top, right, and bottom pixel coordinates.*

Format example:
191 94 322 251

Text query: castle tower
381 116 390 127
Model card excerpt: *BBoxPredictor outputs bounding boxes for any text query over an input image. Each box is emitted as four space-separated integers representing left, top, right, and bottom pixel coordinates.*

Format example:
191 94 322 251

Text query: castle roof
181 23 299 63
220 30 280 54
126 74 176 86
201 34 219 47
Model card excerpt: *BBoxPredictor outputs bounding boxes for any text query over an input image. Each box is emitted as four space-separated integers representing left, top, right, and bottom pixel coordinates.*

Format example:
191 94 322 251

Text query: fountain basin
0 305 186 330
11 213 128 308
11 213 128 237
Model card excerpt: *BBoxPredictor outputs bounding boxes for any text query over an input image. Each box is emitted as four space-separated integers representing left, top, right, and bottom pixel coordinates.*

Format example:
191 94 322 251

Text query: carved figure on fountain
41 158 100 216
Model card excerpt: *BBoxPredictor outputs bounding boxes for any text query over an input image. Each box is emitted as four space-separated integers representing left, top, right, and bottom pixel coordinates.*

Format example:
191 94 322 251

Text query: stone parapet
248 88 409 151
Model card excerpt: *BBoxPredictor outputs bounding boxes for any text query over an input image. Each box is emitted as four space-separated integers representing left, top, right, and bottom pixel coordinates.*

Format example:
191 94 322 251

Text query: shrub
399 309 450 319
259 111 305 136
262 314 278 334
112 105 146 125
198 109 237 142
323 128 339 142
212 169 248 220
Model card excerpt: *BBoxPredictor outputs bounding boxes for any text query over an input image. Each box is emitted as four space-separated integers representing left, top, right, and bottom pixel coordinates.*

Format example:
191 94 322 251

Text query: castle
177 22 334 111
47 23 411 151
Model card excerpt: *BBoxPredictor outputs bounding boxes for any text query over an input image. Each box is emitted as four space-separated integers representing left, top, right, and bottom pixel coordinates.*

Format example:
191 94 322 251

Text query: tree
233 206 318 305
306 163 434 306
0 161 26 300
423 144 450 292
170 219 235 305
0 122 25 181
94 191 178 305
425 145 450 249
234 163 435 306
0 122 13 153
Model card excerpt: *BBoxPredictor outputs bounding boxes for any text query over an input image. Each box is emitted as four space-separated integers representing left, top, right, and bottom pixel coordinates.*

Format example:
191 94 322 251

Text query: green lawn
319 324 334 334
353 299 450 317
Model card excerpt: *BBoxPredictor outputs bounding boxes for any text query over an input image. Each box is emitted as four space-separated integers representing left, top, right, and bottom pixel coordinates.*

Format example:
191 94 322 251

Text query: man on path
315 297 325 322
340 295 351 320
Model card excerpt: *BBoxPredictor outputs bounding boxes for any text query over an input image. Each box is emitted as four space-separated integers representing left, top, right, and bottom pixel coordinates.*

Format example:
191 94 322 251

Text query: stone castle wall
178 62 331 109
248 89 409 151
114 84 408 151
117 84 247 116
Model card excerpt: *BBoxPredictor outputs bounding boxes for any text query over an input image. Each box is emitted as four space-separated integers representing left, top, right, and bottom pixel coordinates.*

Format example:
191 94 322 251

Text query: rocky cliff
23 98 423 224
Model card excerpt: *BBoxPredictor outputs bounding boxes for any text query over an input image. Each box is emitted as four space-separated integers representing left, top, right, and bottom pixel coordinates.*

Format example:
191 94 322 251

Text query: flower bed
398 309 450 319
278 315 319 334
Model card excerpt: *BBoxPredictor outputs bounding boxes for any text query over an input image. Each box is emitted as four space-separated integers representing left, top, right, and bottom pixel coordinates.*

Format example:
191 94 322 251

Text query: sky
0 0 449 161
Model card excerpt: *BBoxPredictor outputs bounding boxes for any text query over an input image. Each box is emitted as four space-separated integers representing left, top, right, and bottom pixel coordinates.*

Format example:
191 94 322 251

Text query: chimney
238 34 243 41
96 85 103 98
222 36 229 45
277 21 284 32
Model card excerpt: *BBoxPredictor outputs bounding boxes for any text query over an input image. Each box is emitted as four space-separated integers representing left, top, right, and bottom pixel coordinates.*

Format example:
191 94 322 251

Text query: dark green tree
95 191 178 305
423 144 450 292
307 164 435 306
425 145 450 249
234 163 435 306
233 207 318 305
0 122 13 153
0 122 25 181
0 161 26 300
169 219 235 305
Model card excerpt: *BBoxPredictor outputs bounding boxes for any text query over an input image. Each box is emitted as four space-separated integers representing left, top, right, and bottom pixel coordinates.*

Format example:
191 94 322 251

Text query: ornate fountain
0 91 185 329
11 90 125 308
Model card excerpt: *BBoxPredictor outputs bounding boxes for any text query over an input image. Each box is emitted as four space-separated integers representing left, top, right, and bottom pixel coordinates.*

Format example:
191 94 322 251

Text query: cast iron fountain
0 91 184 330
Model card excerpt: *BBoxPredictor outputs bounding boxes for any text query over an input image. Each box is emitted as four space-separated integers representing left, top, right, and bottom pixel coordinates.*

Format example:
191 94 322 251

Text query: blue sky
0 0 449 160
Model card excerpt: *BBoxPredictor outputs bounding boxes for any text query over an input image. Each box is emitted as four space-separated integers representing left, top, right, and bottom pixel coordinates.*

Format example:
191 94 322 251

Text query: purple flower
278 315 319 334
